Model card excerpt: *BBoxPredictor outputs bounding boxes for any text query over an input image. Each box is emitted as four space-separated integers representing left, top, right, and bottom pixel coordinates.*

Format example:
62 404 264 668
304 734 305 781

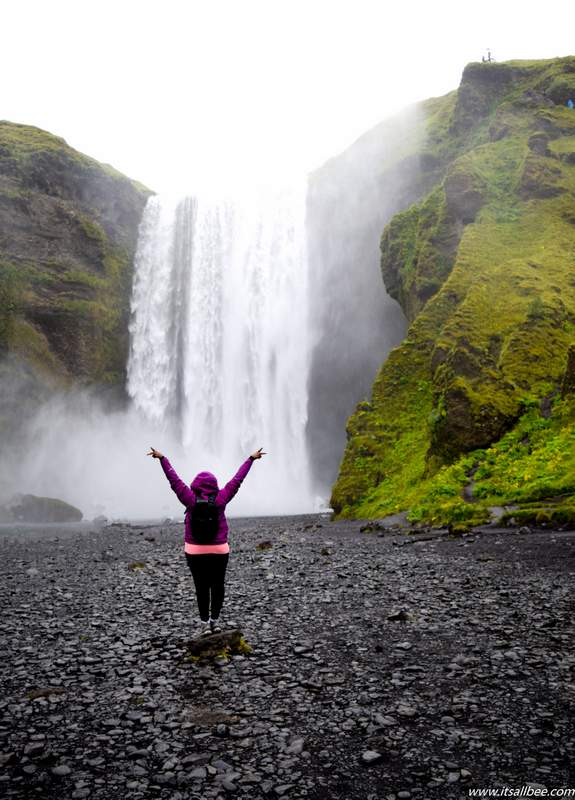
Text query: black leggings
185 553 229 622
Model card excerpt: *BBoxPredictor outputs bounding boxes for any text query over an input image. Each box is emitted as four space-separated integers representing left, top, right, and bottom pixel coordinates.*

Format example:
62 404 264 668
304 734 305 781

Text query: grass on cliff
0 120 149 386
332 56 575 525
408 395 575 527
345 393 575 529
336 190 575 524
0 121 151 195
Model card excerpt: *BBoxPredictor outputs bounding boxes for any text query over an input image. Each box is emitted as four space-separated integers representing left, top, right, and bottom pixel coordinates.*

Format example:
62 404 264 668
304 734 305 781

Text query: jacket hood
191 471 219 495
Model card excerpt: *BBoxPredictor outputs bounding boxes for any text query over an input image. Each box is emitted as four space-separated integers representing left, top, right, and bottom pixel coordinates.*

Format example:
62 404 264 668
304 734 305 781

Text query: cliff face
306 99 456 492
332 57 575 526
0 122 150 435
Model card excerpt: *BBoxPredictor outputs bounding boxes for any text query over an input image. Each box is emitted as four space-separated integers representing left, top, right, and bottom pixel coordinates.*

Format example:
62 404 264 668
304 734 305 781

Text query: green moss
0 121 151 194
333 56 575 525
381 187 458 320
60 270 106 290
215 636 253 660
501 503 575 528
181 635 252 664
130 695 145 705
549 135 575 155
78 215 107 250
0 122 80 161
0 262 23 351
9 317 67 383
237 636 252 655
0 119 151 388
471 399 575 503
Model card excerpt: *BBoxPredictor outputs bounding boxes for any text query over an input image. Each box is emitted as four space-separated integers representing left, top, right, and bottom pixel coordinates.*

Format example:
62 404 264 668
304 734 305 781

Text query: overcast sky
2 0 573 193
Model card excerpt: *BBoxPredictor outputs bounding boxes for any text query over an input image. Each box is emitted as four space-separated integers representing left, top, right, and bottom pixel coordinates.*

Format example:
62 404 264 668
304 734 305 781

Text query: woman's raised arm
219 447 266 505
147 447 195 507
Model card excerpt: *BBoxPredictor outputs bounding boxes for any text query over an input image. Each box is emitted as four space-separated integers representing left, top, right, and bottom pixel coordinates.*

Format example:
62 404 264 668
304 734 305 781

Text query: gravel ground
0 514 574 799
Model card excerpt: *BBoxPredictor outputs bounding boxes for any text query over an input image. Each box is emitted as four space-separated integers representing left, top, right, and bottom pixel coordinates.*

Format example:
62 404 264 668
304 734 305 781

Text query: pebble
51 764 72 776
0 515 572 799
286 738 305 754
397 705 418 717
189 767 207 779
361 750 384 765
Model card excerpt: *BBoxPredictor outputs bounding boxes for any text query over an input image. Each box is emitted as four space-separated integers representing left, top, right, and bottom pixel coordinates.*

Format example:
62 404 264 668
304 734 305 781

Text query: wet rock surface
1 494 83 524
0 514 574 798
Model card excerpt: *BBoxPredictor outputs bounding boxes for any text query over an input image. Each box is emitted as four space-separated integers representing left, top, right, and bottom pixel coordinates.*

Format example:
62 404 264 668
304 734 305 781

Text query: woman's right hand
147 447 165 459
250 447 266 460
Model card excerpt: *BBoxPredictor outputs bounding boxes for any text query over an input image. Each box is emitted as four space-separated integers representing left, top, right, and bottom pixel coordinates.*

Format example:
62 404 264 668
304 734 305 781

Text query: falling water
127 186 313 515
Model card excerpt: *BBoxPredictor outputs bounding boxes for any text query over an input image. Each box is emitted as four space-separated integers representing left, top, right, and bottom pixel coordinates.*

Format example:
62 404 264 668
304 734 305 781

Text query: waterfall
127 186 313 515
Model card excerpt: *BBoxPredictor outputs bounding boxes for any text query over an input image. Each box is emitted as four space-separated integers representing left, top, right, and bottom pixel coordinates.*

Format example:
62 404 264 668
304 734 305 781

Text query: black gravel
0 515 574 799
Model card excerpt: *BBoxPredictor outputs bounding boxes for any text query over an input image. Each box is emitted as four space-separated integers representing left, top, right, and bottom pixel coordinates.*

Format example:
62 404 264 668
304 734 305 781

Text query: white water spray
127 186 313 515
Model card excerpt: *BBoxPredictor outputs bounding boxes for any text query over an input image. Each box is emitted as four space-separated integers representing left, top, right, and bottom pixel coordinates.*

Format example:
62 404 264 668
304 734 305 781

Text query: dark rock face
449 62 519 133
561 344 575 397
430 382 514 462
306 108 447 492
0 122 150 450
519 152 565 198
527 132 552 157
332 56 575 521
443 171 485 224
0 121 151 442
3 493 83 523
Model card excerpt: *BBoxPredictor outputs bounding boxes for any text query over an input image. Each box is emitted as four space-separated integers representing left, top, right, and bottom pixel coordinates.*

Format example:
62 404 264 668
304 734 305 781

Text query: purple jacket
160 456 253 545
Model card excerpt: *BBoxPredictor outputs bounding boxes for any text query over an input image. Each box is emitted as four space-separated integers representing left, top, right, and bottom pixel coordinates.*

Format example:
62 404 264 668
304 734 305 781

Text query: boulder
181 629 246 659
6 493 83 523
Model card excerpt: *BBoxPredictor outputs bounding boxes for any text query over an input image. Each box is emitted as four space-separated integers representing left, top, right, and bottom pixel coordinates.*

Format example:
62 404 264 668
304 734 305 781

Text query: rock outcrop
2 493 83 523
0 121 151 439
306 104 447 492
332 56 575 525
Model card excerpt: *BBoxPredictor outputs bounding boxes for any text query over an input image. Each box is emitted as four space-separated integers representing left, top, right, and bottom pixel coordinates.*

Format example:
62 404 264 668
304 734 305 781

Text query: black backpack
191 491 219 543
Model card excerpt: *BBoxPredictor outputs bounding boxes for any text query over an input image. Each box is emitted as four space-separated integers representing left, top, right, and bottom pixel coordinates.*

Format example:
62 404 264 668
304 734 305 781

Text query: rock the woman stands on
147 446 266 637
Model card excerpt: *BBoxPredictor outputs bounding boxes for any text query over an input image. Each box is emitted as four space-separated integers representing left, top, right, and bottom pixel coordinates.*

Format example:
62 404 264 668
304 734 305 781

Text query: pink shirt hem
185 542 230 555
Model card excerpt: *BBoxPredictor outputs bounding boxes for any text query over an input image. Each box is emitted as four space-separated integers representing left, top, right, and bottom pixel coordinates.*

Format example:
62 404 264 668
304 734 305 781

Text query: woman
147 446 266 637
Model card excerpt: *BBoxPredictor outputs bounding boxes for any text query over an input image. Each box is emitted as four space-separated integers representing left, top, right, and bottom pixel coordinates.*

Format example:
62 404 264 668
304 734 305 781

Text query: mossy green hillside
407 394 575 528
332 56 575 525
0 121 151 387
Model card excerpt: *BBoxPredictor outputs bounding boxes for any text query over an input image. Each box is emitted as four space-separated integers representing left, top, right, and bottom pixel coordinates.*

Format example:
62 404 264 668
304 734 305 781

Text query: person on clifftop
147 446 266 637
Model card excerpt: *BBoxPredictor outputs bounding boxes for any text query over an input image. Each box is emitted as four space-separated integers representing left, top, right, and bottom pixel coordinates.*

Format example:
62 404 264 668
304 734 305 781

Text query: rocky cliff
306 101 449 492
0 122 150 437
332 56 575 527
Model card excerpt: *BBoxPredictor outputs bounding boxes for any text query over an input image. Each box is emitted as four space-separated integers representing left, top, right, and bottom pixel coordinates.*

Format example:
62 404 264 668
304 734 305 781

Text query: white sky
2 0 574 193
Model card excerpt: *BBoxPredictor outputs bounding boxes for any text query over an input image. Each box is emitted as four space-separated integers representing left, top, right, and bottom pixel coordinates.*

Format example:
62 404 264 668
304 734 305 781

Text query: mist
0 183 317 522
0 105 432 520
306 102 438 492
0 388 313 521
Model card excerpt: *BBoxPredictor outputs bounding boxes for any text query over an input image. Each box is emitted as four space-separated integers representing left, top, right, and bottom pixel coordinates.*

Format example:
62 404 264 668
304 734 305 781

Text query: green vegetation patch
333 56 575 525
0 120 151 389
0 262 24 351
